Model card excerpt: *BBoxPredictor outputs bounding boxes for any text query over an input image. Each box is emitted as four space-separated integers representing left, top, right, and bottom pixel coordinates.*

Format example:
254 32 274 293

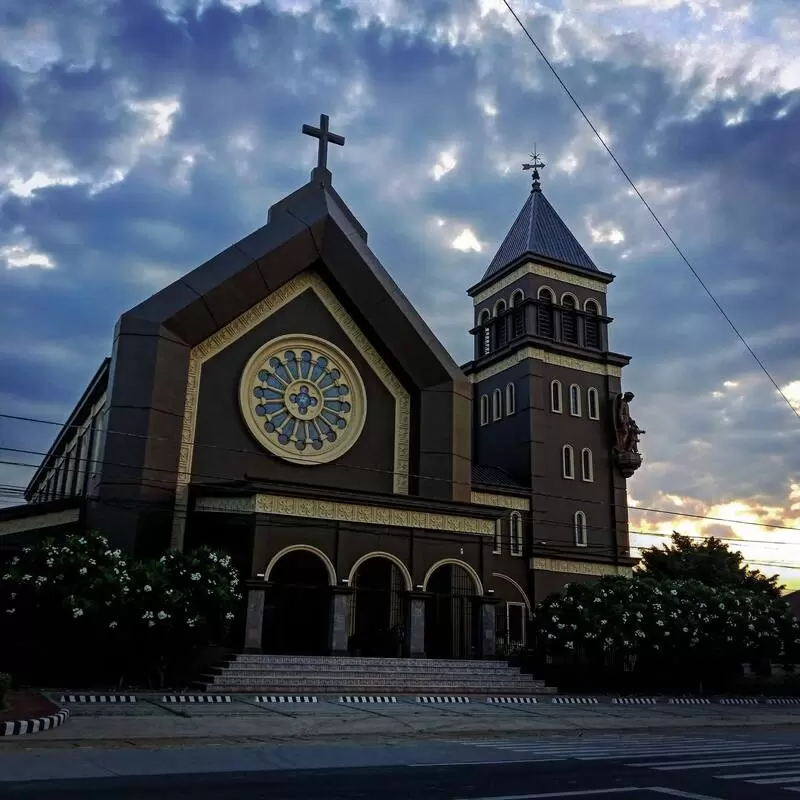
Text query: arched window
510 289 525 337
492 388 503 421
509 512 523 556
562 445 575 479
478 310 491 356
581 448 594 482
493 519 502 554
569 384 581 416
574 511 588 547
537 287 554 337
494 299 507 348
505 382 516 415
551 380 563 413
480 394 489 426
584 300 601 349
587 387 599 420
561 293 579 344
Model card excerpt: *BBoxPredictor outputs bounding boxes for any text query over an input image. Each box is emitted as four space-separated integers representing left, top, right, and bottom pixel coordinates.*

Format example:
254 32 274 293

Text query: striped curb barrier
612 698 658 704
338 696 397 703
161 695 231 703
551 697 599 704
486 697 539 704
766 698 800 705
718 698 760 705
59 695 136 703
416 696 470 704
1 708 69 737
668 698 711 704
254 696 318 703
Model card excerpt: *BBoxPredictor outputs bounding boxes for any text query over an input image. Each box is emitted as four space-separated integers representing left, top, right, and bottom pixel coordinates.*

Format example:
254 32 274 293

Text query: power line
500 0 800 421
2 413 799 535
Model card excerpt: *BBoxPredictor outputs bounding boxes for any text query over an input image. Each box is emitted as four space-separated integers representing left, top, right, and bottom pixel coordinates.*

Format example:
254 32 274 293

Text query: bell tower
463 151 642 590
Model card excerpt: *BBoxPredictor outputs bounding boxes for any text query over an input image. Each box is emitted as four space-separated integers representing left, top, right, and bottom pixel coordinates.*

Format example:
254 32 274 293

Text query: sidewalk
3 695 800 751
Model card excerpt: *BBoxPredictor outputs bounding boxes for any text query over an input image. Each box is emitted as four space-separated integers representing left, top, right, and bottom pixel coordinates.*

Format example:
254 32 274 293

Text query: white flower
187 618 196 627
1 574 11 581
45 559 54 567
119 560 126 567
147 620 155 627
11 556 19 565
5 608 15 614
557 623 565 630
551 615 559 623
73 608 84 618
225 612 235 620
21 575 31 582
142 611 154 620
565 641 574 650
191 573 201 581
109 621 118 629
35 576 46 586
9 593 15 600
670 589 677 596
682 627 689 633
79 567 88 575
157 610 168 620
122 586 129 594
547 633 555 639
143 584 152 592
600 619 608 626
593 597 602 603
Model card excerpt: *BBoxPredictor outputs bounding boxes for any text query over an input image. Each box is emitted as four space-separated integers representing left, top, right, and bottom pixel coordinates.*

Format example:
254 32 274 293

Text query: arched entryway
348 554 411 657
423 560 483 660
492 573 532 653
263 547 333 655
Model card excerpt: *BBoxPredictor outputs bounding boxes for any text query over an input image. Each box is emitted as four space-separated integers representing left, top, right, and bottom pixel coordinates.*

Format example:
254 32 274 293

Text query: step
229 656 516 669
199 684 557 695
210 665 529 677
206 678 546 691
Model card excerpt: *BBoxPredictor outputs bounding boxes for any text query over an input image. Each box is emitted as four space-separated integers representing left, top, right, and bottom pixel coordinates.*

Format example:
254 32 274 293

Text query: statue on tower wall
612 391 645 477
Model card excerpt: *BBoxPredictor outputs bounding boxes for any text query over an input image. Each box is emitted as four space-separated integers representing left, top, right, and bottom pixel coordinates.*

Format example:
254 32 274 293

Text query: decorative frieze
472 261 608 304
470 491 530 511
531 556 633 577
471 346 623 383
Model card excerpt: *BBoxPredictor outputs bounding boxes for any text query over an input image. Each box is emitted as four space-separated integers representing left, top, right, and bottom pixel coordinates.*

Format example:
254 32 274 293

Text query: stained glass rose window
239 335 367 465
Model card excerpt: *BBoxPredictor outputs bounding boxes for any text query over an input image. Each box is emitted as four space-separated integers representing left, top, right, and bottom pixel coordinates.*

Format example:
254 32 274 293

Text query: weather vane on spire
522 145 545 192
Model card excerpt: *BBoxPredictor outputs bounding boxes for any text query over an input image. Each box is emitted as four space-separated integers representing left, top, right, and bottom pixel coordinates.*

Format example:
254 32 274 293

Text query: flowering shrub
535 576 800 669
0 532 243 687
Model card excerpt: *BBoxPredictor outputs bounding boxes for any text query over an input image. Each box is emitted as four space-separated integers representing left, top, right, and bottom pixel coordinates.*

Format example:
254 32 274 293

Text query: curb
338 696 397 703
719 698 760 705
254 696 318 703
486 697 539 704
668 698 711 705
767 698 800 705
552 697 599 704
416 696 470 704
1 708 70 737
612 698 658 704
60 695 137 703
161 695 231 703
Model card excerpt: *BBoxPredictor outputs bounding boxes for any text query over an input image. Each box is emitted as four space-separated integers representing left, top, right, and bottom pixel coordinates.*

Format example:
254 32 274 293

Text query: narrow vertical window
511 290 525 338
510 512 523 556
574 511 588 547
551 380 562 413
581 448 594 482
494 300 507 348
480 394 489 426
492 388 502 421
569 384 581 416
493 519 502 554
561 294 579 344
588 387 599 420
478 310 491 356
505 382 516 415
585 300 601 349
562 445 575 479
537 288 554 338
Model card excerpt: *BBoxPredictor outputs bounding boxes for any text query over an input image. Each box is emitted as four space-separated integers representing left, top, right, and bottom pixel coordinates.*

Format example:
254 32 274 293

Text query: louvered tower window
511 290 525 338
537 288 554 337
495 300 507 348
585 300 600 349
561 294 579 344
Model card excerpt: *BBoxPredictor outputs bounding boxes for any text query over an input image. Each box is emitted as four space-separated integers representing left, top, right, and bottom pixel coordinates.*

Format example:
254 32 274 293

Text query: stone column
243 579 267 654
405 591 430 659
481 598 500 659
329 587 354 656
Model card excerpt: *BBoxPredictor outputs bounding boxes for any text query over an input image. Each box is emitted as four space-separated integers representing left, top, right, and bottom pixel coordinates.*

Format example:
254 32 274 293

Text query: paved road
6 733 800 798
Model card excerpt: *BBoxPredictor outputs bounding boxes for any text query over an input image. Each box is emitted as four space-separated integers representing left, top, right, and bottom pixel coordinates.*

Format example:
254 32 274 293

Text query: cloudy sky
1 0 798 584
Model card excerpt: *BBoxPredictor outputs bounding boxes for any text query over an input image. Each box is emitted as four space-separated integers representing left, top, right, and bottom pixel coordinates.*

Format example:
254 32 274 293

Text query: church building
0 116 643 659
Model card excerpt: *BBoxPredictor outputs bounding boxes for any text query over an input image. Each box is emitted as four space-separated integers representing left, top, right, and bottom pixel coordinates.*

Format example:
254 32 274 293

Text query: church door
350 558 406 657
424 564 479 660
263 550 331 655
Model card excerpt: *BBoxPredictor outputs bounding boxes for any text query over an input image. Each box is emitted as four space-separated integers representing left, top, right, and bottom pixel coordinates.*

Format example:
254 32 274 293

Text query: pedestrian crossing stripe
668 698 711 704
718 698 760 704
416 696 470 703
254 696 318 703
766 697 800 704
338 696 397 703
59 695 137 703
486 697 538 704
161 695 231 703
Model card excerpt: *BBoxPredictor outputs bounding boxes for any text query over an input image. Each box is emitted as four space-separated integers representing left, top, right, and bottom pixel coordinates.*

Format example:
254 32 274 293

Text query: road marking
750 775 800 785
716 768 800 779
408 759 564 767
640 754 800 770
454 789 725 800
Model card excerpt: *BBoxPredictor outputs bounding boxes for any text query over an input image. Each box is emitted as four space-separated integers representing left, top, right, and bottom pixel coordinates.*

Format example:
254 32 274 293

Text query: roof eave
467 253 615 298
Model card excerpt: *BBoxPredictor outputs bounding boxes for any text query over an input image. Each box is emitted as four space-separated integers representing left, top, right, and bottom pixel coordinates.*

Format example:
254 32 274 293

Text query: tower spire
522 146 546 193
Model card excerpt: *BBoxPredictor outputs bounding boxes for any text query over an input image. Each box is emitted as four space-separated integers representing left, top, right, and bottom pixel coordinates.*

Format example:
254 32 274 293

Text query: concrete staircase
197 654 557 695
